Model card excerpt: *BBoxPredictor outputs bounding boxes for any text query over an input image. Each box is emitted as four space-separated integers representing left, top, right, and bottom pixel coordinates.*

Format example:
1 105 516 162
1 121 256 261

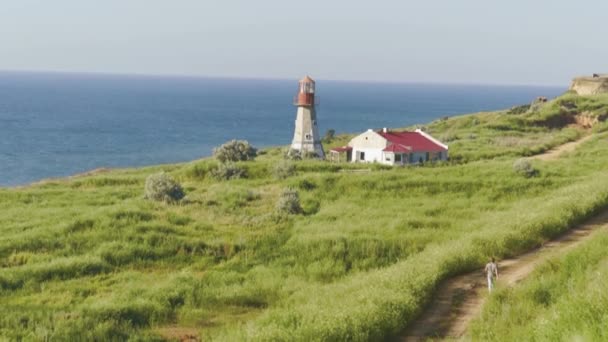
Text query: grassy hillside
470 230 608 341
1 93 608 340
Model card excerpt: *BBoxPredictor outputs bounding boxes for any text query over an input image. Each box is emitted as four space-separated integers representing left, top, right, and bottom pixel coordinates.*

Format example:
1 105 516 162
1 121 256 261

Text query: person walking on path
485 258 498 292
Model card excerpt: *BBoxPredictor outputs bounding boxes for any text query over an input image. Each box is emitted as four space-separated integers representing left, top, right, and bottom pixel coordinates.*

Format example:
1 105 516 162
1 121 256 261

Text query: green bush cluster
513 159 538 178
213 139 257 163
144 172 185 203
275 188 302 215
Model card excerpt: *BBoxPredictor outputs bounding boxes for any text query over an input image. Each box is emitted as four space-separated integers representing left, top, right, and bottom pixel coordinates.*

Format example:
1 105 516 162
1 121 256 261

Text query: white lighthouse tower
291 76 325 158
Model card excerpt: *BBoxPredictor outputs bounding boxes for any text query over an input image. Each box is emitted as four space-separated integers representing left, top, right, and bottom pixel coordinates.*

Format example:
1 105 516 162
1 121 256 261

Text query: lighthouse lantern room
291 76 325 158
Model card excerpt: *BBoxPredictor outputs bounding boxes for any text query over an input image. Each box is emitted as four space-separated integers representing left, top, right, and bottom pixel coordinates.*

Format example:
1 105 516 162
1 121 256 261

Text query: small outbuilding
330 128 448 165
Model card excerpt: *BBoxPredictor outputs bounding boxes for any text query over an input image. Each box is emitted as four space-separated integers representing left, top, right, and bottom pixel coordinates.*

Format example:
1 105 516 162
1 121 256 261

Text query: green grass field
1 93 608 340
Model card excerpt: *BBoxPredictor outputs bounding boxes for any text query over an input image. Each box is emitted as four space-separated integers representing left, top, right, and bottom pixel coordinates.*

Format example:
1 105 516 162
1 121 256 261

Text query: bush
297 179 317 191
211 162 247 181
513 159 539 178
273 161 296 180
213 140 257 163
285 149 320 160
276 188 302 215
144 173 185 203
285 148 302 160
323 129 336 143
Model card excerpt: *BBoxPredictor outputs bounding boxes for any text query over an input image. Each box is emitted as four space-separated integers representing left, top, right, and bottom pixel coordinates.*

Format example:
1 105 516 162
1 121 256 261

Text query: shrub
213 140 257 163
276 188 302 215
211 162 247 181
297 179 317 191
273 161 296 179
285 148 302 160
513 159 539 178
144 173 185 203
323 129 336 142
285 149 320 160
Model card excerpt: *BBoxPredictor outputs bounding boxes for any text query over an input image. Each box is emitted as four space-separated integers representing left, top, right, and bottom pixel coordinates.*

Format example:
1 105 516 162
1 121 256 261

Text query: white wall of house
352 148 384 163
348 129 388 163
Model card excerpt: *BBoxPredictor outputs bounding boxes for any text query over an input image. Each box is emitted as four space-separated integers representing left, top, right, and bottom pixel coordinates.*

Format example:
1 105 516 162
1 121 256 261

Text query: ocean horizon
0 71 565 186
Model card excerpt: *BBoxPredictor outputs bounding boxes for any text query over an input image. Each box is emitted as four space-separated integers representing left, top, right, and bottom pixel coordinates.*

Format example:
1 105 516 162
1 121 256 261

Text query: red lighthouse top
295 75 316 106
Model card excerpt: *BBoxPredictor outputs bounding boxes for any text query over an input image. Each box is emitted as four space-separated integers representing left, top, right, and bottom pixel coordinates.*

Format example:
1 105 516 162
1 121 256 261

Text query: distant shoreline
0 69 566 88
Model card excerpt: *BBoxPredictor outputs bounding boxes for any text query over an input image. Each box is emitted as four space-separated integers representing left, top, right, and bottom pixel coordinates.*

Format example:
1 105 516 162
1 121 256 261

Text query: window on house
395 154 402 162
305 134 312 140
360 152 365 161
426 152 430 161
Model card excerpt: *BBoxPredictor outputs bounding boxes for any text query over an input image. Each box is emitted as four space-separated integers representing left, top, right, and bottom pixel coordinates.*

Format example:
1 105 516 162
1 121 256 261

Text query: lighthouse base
290 142 325 159
291 105 325 159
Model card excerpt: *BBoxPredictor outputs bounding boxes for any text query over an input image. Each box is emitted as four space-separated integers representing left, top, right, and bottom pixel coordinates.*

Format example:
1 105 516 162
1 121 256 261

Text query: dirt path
155 326 201 342
532 134 594 161
400 210 608 341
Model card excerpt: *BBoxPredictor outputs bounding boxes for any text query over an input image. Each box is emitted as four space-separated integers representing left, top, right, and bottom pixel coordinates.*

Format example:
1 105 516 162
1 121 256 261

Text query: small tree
213 140 257 163
144 172 185 203
276 188 302 215
323 129 336 142
211 162 247 181
513 159 538 178
273 160 296 179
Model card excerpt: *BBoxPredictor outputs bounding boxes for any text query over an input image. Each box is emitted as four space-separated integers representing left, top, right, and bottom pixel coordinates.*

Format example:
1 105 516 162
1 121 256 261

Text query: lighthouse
291 76 325 158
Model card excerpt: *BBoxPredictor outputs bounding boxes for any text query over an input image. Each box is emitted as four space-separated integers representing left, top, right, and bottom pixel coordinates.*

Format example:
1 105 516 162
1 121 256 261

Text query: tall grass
213 170 608 340
469 231 608 341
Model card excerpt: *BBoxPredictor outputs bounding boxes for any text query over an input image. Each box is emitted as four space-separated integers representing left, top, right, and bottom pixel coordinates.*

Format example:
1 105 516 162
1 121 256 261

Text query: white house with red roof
329 128 448 165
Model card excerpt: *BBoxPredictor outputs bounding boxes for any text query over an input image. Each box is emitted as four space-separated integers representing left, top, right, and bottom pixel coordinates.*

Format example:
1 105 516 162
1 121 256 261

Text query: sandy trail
532 134 594 161
400 207 608 341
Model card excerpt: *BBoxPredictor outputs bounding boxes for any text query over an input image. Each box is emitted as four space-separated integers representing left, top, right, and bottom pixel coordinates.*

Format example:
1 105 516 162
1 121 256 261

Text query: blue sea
0 72 564 186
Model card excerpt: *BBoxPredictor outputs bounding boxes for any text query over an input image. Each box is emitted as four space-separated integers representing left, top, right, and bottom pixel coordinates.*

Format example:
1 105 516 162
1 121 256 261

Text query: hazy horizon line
0 68 567 89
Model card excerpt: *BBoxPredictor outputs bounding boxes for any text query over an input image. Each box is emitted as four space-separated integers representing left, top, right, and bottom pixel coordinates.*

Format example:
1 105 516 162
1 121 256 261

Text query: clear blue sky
1 0 606 85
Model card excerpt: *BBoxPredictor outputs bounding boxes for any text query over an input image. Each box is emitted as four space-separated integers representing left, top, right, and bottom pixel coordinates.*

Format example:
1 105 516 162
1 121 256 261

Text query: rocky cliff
570 74 608 95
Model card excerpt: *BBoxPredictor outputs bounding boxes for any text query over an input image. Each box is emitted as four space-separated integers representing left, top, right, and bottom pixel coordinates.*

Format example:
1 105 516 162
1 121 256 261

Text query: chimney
382 127 388 133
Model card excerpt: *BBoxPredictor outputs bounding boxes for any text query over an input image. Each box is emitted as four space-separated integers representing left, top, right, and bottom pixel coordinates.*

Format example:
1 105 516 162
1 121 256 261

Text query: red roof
383 144 412 153
378 131 446 152
330 146 353 152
